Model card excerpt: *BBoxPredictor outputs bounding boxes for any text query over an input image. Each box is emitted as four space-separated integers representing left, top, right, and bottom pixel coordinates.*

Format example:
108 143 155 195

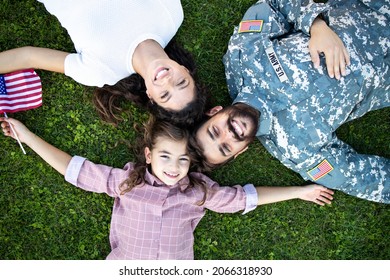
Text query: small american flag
238 20 263 33
0 69 42 113
307 159 334 181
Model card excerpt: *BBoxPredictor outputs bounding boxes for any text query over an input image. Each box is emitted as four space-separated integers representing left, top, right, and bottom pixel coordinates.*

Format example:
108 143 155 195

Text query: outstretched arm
0 117 71 175
309 17 350 80
256 184 334 206
0 46 68 74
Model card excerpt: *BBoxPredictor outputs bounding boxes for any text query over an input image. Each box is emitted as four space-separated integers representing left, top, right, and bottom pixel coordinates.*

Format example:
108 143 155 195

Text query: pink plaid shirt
65 156 258 260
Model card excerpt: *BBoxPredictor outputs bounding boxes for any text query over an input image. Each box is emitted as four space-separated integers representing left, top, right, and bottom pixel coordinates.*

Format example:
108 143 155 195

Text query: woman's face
144 58 195 111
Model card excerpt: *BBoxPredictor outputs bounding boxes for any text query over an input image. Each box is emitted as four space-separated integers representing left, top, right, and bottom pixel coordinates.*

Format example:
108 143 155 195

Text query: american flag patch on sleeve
238 20 263 33
307 159 334 181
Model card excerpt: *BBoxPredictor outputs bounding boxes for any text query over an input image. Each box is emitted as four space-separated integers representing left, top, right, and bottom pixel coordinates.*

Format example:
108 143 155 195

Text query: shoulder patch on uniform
307 159 334 181
238 20 263 33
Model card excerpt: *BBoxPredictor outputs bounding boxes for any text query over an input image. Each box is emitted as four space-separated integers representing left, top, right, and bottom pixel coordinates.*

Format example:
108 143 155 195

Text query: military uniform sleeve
302 137 390 203
246 0 330 36
261 134 390 203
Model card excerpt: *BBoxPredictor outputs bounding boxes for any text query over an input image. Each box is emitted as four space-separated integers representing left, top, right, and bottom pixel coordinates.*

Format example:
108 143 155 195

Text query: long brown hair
93 40 209 127
119 116 207 205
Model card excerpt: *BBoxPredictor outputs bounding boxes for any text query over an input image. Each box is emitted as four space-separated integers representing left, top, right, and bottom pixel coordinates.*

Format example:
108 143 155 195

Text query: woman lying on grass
0 0 208 126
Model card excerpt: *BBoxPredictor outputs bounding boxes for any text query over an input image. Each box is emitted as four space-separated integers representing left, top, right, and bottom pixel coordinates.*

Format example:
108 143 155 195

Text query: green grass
0 0 389 260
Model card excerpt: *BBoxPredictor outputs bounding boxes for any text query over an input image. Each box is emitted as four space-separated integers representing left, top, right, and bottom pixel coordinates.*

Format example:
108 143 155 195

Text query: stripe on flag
307 159 334 181
0 69 42 113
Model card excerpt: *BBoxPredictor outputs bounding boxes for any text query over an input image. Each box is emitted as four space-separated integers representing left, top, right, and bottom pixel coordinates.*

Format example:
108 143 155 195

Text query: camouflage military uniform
223 0 389 203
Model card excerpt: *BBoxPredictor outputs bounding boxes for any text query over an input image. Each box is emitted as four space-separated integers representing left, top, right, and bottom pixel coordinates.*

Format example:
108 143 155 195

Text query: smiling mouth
231 119 244 138
155 68 169 81
164 171 179 178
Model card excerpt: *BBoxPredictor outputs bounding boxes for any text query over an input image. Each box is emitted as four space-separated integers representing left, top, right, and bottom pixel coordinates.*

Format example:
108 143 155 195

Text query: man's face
195 104 259 165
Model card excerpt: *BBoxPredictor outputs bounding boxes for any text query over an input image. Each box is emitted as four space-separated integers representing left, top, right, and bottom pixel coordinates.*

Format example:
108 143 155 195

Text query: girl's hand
1 116 72 175
0 117 32 144
299 184 334 206
309 18 350 80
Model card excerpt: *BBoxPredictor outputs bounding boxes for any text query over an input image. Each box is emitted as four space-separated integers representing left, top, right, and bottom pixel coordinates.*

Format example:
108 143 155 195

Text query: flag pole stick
3 112 26 155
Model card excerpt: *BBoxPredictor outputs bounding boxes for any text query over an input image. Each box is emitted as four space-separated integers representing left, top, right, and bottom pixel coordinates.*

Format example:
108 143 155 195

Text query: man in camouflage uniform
195 0 389 203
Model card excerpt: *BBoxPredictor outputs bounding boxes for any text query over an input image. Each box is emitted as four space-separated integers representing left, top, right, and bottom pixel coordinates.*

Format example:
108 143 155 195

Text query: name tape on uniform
265 46 288 83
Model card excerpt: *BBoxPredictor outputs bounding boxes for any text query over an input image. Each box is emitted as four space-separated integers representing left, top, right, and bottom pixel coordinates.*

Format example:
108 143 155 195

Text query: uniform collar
256 114 272 136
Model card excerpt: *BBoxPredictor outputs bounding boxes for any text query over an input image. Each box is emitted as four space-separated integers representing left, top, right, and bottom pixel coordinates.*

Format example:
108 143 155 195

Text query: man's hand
309 18 350 80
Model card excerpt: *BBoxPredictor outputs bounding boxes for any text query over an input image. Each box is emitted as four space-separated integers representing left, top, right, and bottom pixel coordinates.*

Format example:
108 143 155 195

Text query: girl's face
144 58 195 111
145 136 191 186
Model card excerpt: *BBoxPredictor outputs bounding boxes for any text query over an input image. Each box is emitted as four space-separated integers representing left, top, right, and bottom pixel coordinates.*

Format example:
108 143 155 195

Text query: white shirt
38 0 184 86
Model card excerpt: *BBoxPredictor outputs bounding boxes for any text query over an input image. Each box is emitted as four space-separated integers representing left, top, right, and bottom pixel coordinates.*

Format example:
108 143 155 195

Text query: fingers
338 47 348 77
1 117 18 139
332 47 340 80
1 119 9 130
314 199 325 206
320 186 334 195
305 185 334 206
341 46 350 75
314 196 331 206
1 117 21 129
325 52 335 79
325 43 351 80
315 187 334 205
0 116 17 124
309 49 321 69
309 22 351 80
1 122 13 138
0 117 12 128
342 44 351 65
1 120 12 135
319 193 333 205
325 47 339 79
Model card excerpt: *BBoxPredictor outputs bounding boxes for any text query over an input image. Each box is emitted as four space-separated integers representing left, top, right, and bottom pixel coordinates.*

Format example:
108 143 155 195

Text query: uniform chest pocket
277 106 322 147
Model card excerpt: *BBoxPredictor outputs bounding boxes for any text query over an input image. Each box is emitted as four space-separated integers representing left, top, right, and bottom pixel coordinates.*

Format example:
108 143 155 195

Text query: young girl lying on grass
0 116 333 259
